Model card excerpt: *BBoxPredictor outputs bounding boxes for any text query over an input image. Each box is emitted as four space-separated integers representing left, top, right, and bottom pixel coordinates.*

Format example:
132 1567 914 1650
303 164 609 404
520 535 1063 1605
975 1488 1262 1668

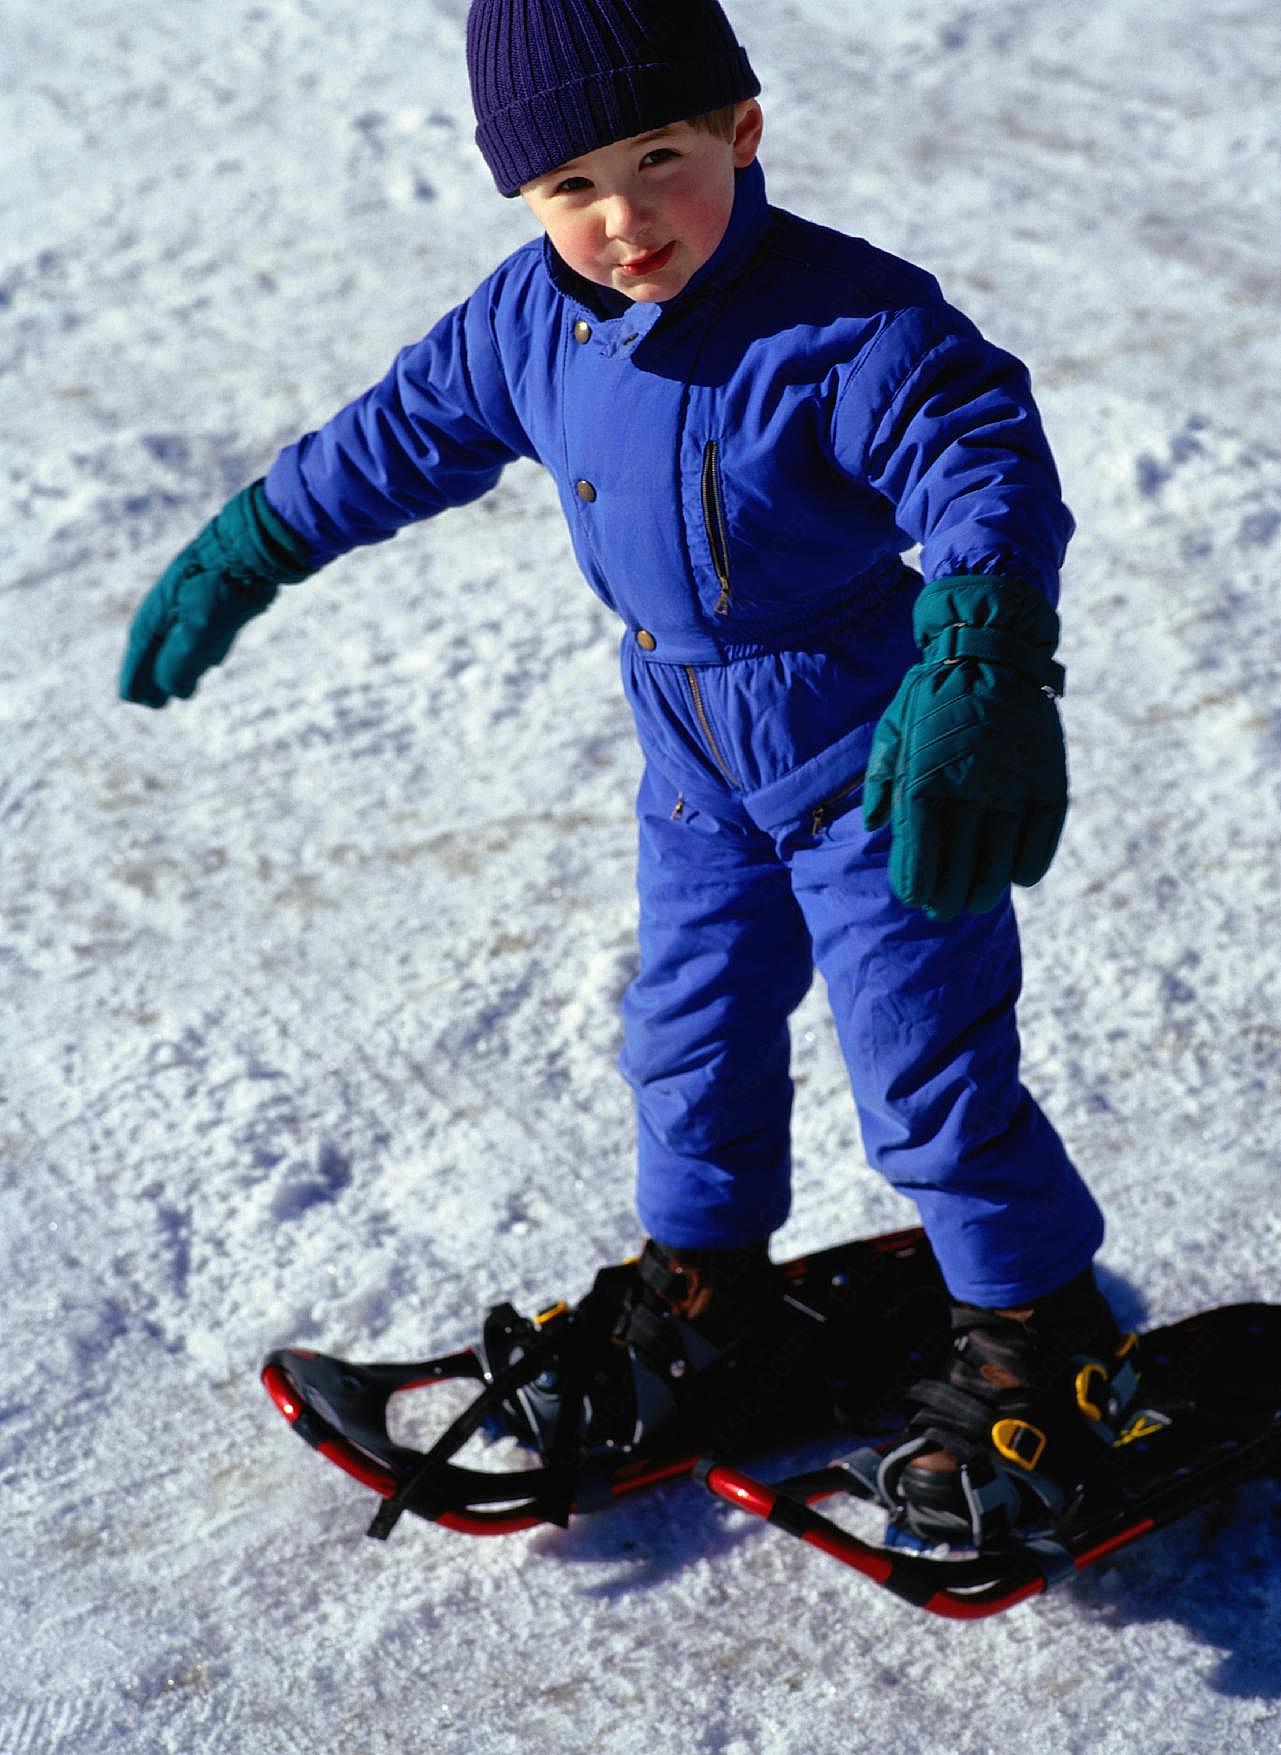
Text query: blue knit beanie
467 0 760 197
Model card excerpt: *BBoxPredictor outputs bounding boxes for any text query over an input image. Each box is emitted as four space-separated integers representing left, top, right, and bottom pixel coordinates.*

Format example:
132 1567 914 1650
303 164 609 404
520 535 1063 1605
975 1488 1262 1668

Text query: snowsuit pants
617 624 1104 1308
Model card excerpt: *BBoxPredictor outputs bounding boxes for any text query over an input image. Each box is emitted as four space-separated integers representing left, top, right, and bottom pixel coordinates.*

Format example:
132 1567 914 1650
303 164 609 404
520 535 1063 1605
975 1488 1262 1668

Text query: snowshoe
262 1226 950 1540
700 1298 1281 1617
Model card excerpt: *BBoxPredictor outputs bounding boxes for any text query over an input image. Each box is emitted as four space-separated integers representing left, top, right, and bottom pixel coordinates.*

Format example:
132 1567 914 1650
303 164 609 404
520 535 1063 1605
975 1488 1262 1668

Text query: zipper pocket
683 666 740 788
700 439 732 616
810 769 867 837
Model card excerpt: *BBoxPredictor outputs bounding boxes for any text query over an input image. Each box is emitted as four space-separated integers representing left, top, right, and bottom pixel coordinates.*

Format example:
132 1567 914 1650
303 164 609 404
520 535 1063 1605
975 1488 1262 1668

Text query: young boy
120 0 1139 1548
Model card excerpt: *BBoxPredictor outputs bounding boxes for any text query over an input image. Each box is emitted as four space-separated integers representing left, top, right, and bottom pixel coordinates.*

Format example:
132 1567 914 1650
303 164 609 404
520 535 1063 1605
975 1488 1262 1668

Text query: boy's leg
785 803 1104 1307
620 765 815 1250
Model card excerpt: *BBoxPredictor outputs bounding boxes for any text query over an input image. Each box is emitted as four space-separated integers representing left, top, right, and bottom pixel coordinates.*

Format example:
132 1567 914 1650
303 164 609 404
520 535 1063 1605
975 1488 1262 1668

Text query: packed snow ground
3 2 1280 1751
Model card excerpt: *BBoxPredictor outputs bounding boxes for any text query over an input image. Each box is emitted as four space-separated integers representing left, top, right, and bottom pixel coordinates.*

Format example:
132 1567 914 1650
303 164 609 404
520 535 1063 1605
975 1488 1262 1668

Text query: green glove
119 480 315 707
863 573 1068 921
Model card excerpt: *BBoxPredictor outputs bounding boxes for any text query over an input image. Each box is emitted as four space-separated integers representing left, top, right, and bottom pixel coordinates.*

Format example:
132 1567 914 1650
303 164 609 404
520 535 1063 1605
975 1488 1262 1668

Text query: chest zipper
701 440 732 617
683 667 740 788
810 769 867 837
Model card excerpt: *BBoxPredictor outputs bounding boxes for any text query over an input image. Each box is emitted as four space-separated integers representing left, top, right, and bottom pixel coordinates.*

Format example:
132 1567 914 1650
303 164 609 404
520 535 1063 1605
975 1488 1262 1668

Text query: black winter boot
620 1238 780 1360
608 1237 783 1448
483 1238 784 1468
860 1267 1142 1549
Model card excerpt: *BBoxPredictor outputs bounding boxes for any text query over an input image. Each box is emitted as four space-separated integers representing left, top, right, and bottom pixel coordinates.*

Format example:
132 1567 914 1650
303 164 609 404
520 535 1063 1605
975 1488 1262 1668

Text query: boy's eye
546 145 677 195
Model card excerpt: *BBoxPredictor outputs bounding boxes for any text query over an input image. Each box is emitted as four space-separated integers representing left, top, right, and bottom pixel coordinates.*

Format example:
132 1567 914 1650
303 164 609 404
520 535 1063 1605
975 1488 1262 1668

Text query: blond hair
685 103 741 143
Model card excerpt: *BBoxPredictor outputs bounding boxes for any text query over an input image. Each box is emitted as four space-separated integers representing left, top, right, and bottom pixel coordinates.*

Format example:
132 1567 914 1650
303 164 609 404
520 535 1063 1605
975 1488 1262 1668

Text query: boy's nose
604 193 653 242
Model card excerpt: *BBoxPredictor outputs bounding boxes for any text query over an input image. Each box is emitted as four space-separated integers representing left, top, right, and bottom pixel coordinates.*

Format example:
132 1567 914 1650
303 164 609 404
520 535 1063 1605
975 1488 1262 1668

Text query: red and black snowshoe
262 1227 949 1540
700 1298 1281 1617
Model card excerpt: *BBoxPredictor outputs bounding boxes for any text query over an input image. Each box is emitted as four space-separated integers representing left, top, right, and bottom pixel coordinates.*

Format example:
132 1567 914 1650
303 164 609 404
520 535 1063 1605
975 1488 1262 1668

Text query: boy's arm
265 283 536 566
832 310 1074 602
831 311 1073 919
120 274 535 708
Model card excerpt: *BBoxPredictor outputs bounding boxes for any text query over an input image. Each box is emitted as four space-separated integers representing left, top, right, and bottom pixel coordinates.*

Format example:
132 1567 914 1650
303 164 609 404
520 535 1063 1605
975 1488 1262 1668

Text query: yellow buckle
991 1417 1047 1471
1076 1334 1141 1423
1116 1409 1170 1448
1075 1361 1108 1423
534 1300 569 1327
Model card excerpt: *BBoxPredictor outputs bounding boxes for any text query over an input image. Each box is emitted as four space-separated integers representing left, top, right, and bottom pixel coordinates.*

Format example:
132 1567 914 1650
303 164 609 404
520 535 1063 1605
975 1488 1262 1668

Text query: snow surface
3 1 1280 1750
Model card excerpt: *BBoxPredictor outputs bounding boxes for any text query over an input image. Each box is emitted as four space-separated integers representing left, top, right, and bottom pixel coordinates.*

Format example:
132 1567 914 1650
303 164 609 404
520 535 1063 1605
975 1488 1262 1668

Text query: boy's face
520 101 763 304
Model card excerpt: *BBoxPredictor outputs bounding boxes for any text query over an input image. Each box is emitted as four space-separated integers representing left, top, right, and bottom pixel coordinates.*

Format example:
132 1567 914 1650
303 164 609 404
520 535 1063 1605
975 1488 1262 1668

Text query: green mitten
863 574 1068 920
119 480 314 707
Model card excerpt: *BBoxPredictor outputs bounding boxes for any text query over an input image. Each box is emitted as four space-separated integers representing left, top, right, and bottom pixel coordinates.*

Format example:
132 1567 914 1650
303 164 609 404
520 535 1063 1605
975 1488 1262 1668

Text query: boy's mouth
616 242 676 277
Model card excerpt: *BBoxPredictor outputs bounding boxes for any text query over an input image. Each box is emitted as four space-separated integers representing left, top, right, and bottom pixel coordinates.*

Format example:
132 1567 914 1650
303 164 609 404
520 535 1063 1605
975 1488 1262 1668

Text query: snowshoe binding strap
851 1271 1147 1550
366 1318 583 1539
263 1313 600 1542
263 1258 726 1542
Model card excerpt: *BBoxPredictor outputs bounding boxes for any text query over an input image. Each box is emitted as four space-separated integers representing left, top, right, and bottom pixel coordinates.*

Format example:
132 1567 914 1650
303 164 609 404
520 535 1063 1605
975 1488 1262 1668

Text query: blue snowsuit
265 161 1104 1305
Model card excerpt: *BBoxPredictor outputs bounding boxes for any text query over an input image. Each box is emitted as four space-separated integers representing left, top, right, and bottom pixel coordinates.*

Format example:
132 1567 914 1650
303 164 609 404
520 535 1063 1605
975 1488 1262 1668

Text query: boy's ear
732 99 764 169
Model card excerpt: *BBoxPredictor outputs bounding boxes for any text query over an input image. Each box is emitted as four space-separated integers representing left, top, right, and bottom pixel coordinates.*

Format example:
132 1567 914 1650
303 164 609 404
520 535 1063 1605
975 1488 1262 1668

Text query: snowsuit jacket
266 158 1073 833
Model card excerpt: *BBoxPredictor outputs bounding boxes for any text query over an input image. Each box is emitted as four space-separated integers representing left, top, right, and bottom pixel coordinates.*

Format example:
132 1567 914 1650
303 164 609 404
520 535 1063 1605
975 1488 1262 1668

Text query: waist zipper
683 667 740 788
810 769 867 836
701 439 732 616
